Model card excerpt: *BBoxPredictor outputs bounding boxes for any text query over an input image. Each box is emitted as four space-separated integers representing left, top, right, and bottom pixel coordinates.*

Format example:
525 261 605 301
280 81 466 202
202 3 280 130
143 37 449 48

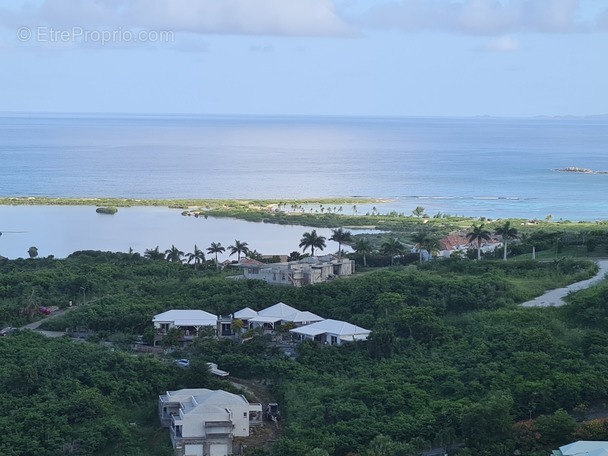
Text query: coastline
0 196 388 208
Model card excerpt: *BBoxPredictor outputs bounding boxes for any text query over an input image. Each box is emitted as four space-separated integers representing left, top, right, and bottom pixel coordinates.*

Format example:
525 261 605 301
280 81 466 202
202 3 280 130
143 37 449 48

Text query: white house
241 255 354 287
244 302 325 331
290 319 371 345
554 441 608 456
438 235 503 258
153 310 218 345
158 388 263 456
233 307 257 323
247 302 300 330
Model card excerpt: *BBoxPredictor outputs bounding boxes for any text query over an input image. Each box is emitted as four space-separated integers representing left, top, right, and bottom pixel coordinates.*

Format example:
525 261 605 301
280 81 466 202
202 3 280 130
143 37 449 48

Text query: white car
174 359 190 368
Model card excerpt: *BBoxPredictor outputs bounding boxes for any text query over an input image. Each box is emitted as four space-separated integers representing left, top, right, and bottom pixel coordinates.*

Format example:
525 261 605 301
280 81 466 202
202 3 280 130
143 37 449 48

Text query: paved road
521 259 608 308
20 305 78 336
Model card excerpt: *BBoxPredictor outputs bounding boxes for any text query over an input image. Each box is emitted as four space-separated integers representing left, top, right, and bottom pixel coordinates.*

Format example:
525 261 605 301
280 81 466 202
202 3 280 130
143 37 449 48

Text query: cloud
483 35 520 52
359 0 594 35
2 0 353 37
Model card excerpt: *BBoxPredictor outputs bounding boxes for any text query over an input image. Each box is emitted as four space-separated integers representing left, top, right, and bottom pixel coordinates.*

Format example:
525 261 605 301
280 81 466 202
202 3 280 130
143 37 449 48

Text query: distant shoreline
0 196 387 208
553 167 608 175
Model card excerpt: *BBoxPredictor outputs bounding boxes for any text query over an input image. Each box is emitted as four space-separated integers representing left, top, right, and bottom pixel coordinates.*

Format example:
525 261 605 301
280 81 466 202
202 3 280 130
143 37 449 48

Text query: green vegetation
95 206 118 214
0 330 231 456
1 251 607 455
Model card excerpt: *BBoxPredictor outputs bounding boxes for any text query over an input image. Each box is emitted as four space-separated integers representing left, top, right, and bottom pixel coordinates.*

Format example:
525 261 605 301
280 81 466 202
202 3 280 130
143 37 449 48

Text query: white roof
161 388 210 403
234 307 258 319
249 316 283 324
290 310 324 323
290 319 371 338
180 389 248 420
560 441 608 456
153 309 217 326
257 302 300 319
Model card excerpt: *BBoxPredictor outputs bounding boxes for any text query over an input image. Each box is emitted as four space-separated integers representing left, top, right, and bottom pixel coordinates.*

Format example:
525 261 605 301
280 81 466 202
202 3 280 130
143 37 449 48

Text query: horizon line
1 111 608 120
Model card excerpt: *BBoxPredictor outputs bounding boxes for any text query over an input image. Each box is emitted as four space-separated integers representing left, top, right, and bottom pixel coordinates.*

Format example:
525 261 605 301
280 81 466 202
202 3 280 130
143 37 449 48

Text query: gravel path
520 259 608 307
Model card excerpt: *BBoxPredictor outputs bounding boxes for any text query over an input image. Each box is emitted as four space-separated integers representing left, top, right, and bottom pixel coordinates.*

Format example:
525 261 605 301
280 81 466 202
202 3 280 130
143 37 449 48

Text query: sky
0 0 606 117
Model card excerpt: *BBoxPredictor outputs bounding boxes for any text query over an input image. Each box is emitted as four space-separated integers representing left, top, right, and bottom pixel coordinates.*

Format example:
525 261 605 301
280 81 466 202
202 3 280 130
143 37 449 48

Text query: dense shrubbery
0 331 230 456
95 206 118 214
0 252 605 455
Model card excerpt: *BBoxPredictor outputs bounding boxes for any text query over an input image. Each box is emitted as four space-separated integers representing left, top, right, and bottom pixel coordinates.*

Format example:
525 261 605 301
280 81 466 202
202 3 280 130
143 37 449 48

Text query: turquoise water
0 114 607 220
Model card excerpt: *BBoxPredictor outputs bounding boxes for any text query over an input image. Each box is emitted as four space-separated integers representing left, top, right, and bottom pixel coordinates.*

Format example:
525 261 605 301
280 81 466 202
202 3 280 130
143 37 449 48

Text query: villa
290 319 371 345
239 254 354 287
246 302 324 331
158 388 262 456
152 309 218 346
438 234 502 258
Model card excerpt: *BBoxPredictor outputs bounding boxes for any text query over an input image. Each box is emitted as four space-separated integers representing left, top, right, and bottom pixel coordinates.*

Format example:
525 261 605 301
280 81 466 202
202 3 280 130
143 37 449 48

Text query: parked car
0 327 16 336
174 359 190 368
38 306 51 315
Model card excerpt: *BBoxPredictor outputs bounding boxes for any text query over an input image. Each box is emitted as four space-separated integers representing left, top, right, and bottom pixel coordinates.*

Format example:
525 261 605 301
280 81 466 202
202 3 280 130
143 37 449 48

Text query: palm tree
186 244 205 271
381 238 405 265
228 240 249 262
144 246 165 260
247 249 264 261
412 231 442 263
329 228 352 257
299 230 326 256
467 223 492 260
353 238 373 267
165 245 184 263
207 242 225 271
494 221 518 261
411 231 430 263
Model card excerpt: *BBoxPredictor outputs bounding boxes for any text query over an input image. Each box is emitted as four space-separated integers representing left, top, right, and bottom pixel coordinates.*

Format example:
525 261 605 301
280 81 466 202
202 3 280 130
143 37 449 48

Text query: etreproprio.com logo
17 26 175 45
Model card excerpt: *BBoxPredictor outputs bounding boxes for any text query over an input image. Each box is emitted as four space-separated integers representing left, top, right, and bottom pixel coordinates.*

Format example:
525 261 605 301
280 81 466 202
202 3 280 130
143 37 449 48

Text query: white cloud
1 0 353 37
483 35 520 51
360 0 595 35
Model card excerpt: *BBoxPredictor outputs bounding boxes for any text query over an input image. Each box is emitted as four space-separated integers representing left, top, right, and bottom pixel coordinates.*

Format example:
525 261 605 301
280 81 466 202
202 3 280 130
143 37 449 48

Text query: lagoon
0 205 368 260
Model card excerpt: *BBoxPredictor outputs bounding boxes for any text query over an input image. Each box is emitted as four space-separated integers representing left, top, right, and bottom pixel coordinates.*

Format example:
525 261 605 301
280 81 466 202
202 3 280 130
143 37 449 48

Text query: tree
228 240 249 262
411 231 430 263
375 292 405 317
412 206 425 218
143 246 165 260
466 223 492 260
381 238 404 265
186 244 205 271
353 238 373 267
247 249 264 261
165 245 184 263
206 242 225 271
27 246 38 259
329 228 352 257
287 251 303 262
299 230 326 256
21 290 40 321
495 221 518 261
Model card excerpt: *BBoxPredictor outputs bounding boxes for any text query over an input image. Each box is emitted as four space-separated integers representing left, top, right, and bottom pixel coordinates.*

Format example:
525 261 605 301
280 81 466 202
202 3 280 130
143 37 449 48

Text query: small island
553 166 608 174
96 206 118 215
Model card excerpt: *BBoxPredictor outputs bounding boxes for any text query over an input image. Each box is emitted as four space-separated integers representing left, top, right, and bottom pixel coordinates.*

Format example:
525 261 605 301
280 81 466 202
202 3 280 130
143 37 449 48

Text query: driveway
520 259 608 308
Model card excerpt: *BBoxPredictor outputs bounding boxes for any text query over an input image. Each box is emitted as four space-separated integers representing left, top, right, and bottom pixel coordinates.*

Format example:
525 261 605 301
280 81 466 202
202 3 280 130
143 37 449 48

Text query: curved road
521 259 608 307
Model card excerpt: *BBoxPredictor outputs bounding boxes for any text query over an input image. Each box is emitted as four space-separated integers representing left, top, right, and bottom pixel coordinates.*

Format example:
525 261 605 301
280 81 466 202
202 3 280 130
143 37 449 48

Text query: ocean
1 114 606 221
1 114 607 258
